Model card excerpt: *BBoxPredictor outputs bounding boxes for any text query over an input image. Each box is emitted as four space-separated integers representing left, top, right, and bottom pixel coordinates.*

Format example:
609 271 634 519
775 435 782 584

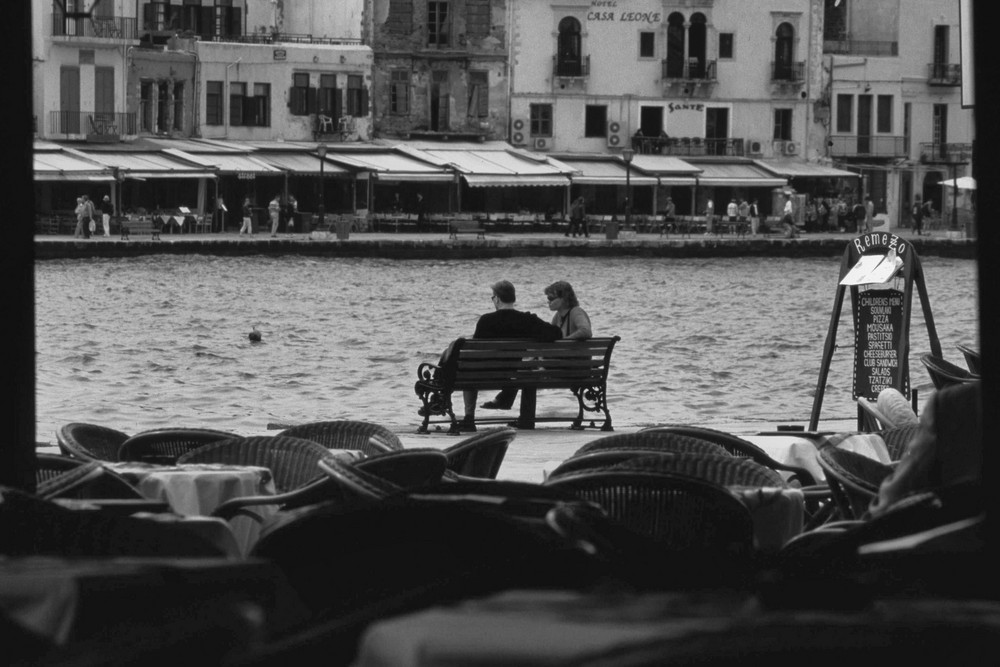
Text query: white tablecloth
107 462 277 556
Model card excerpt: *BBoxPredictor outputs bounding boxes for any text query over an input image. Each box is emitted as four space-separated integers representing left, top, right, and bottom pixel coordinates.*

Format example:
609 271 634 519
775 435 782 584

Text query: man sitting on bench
430 280 560 433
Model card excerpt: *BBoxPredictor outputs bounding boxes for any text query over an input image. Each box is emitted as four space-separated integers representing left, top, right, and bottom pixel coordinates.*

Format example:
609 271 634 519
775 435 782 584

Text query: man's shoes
480 400 513 410
458 417 477 432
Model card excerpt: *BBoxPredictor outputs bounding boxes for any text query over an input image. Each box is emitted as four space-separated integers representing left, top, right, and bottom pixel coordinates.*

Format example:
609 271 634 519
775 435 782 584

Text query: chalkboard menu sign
854 288 909 400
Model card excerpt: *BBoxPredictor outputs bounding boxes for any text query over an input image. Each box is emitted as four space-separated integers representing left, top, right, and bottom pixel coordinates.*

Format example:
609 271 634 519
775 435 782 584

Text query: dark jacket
473 309 561 341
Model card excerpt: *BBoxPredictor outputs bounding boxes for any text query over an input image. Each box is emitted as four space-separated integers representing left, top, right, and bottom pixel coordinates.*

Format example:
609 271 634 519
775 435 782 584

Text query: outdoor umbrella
937 176 977 190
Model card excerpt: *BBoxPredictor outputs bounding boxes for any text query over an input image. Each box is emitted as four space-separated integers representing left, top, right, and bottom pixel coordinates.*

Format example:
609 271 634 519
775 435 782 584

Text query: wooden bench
119 216 161 240
414 336 621 434
449 219 486 239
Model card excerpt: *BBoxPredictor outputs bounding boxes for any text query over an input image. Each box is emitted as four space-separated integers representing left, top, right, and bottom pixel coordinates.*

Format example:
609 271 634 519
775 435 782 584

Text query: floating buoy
249 327 262 342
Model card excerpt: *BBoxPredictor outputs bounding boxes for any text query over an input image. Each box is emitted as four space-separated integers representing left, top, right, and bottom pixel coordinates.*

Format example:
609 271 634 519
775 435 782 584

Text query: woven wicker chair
177 435 331 493
610 452 789 488
56 422 130 462
356 448 449 488
640 425 817 486
956 343 982 375
35 453 147 501
573 431 730 458
441 426 516 479
544 469 754 557
279 420 403 456
877 424 921 462
817 445 895 520
117 427 236 465
920 352 979 390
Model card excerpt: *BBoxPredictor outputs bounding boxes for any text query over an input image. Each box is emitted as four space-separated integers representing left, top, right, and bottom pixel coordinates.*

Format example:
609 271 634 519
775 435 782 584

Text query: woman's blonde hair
545 281 579 308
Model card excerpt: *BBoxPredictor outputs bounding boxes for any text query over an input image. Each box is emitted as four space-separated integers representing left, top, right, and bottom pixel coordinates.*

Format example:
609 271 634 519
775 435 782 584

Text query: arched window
665 13 685 78
688 13 707 78
774 23 795 80
557 17 582 76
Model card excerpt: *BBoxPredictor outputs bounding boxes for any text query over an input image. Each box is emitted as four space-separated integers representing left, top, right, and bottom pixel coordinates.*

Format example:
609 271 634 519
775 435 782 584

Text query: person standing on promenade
431 280 561 432
99 195 114 237
749 199 760 236
482 280 593 412
704 198 714 235
73 196 87 238
662 197 676 234
567 196 587 237
240 197 253 235
415 193 428 232
912 197 925 236
781 192 798 238
851 199 866 234
864 195 875 234
737 199 750 236
82 195 96 238
268 194 281 237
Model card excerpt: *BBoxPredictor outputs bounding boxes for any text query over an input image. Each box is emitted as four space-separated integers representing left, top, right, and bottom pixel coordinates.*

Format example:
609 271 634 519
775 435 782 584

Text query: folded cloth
876 388 919 427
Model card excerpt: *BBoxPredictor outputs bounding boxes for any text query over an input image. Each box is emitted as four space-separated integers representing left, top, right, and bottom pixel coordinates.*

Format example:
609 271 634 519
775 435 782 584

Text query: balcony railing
919 142 973 163
203 32 362 46
48 111 137 140
823 39 898 56
771 61 805 83
829 135 905 158
927 63 961 86
52 14 137 40
552 55 590 78
661 58 717 81
631 136 744 157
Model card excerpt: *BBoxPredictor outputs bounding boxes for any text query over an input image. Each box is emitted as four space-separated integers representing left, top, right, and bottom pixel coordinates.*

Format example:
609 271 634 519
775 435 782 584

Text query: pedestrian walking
240 196 254 234
912 197 924 235
99 195 114 237
567 196 588 237
268 194 281 237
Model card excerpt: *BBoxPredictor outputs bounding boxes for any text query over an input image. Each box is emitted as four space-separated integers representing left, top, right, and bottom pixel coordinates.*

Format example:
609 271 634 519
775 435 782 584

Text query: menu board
853 288 909 400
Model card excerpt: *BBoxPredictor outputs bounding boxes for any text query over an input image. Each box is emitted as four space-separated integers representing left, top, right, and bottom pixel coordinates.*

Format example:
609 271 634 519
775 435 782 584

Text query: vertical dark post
622 147 634 229
317 143 327 227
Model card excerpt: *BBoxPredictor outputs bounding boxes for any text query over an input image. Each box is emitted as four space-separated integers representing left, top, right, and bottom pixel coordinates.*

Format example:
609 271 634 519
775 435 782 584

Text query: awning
78 151 216 179
34 151 115 181
173 152 283 175
756 159 859 179
626 155 701 185
560 159 659 186
463 174 571 188
687 161 788 187
257 153 352 176
326 152 453 182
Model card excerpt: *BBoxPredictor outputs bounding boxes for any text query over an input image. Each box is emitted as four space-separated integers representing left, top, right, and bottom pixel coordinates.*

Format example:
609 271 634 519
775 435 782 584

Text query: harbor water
34 254 978 444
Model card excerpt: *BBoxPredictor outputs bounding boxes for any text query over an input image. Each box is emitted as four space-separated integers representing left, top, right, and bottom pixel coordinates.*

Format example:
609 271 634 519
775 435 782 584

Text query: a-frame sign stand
809 232 943 431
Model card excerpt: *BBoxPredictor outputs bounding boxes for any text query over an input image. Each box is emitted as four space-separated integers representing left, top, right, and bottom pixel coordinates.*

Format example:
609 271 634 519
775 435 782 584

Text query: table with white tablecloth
106 462 277 556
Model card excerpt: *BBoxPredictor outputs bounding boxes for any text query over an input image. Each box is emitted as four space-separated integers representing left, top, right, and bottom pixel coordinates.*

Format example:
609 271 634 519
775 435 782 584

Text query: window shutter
200 7 213 35
360 88 369 115
335 89 343 119
229 7 241 37
307 87 318 114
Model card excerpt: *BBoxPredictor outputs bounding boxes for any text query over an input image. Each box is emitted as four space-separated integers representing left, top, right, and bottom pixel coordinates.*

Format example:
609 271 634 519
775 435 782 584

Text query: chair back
356 449 449 488
878 424 921 462
611 453 788 488
177 435 331 493
279 420 403 456
442 427 516 479
573 431 729 458
118 428 235 464
920 353 978 390
56 422 130 462
640 425 817 486
35 453 145 500
545 469 754 557
956 343 982 375
817 445 894 520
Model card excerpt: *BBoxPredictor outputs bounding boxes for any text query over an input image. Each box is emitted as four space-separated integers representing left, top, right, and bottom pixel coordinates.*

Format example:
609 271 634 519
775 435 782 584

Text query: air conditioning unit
783 140 799 155
511 118 528 145
771 139 787 155
747 139 764 156
533 137 550 150
606 120 626 148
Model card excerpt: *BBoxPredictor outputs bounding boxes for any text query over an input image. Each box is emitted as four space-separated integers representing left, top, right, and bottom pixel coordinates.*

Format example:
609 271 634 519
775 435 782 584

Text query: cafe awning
626 155 701 185
168 150 283 175
462 174 571 188
409 147 572 187
755 159 859 179
325 151 453 182
79 151 216 179
257 153 352 176
559 159 659 186
686 160 788 187
34 150 115 181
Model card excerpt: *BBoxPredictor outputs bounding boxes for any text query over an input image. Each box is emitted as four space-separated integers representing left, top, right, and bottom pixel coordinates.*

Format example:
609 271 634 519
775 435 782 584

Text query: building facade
368 0 510 142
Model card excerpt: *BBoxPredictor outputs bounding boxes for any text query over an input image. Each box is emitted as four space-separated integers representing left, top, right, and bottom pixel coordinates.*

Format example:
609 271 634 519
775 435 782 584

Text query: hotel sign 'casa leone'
809 233 943 431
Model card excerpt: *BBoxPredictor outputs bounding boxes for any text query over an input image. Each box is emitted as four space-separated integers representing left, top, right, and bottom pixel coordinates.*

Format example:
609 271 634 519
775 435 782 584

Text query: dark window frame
530 103 553 137
390 70 409 115
719 32 734 59
584 105 607 138
206 80 223 125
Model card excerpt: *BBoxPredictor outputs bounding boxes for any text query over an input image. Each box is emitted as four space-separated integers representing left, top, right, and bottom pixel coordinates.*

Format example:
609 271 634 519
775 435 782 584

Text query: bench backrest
448 337 620 390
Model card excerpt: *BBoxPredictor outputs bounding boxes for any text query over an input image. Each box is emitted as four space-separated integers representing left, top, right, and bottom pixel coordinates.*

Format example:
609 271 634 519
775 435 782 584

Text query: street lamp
317 143 327 228
622 147 635 230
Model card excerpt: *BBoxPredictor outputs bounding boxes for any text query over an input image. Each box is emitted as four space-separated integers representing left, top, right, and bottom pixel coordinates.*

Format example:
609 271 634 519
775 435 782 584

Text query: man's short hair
491 280 516 304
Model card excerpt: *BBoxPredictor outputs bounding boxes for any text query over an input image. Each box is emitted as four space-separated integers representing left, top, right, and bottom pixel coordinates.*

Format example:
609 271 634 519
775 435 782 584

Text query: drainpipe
224 57 242 139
